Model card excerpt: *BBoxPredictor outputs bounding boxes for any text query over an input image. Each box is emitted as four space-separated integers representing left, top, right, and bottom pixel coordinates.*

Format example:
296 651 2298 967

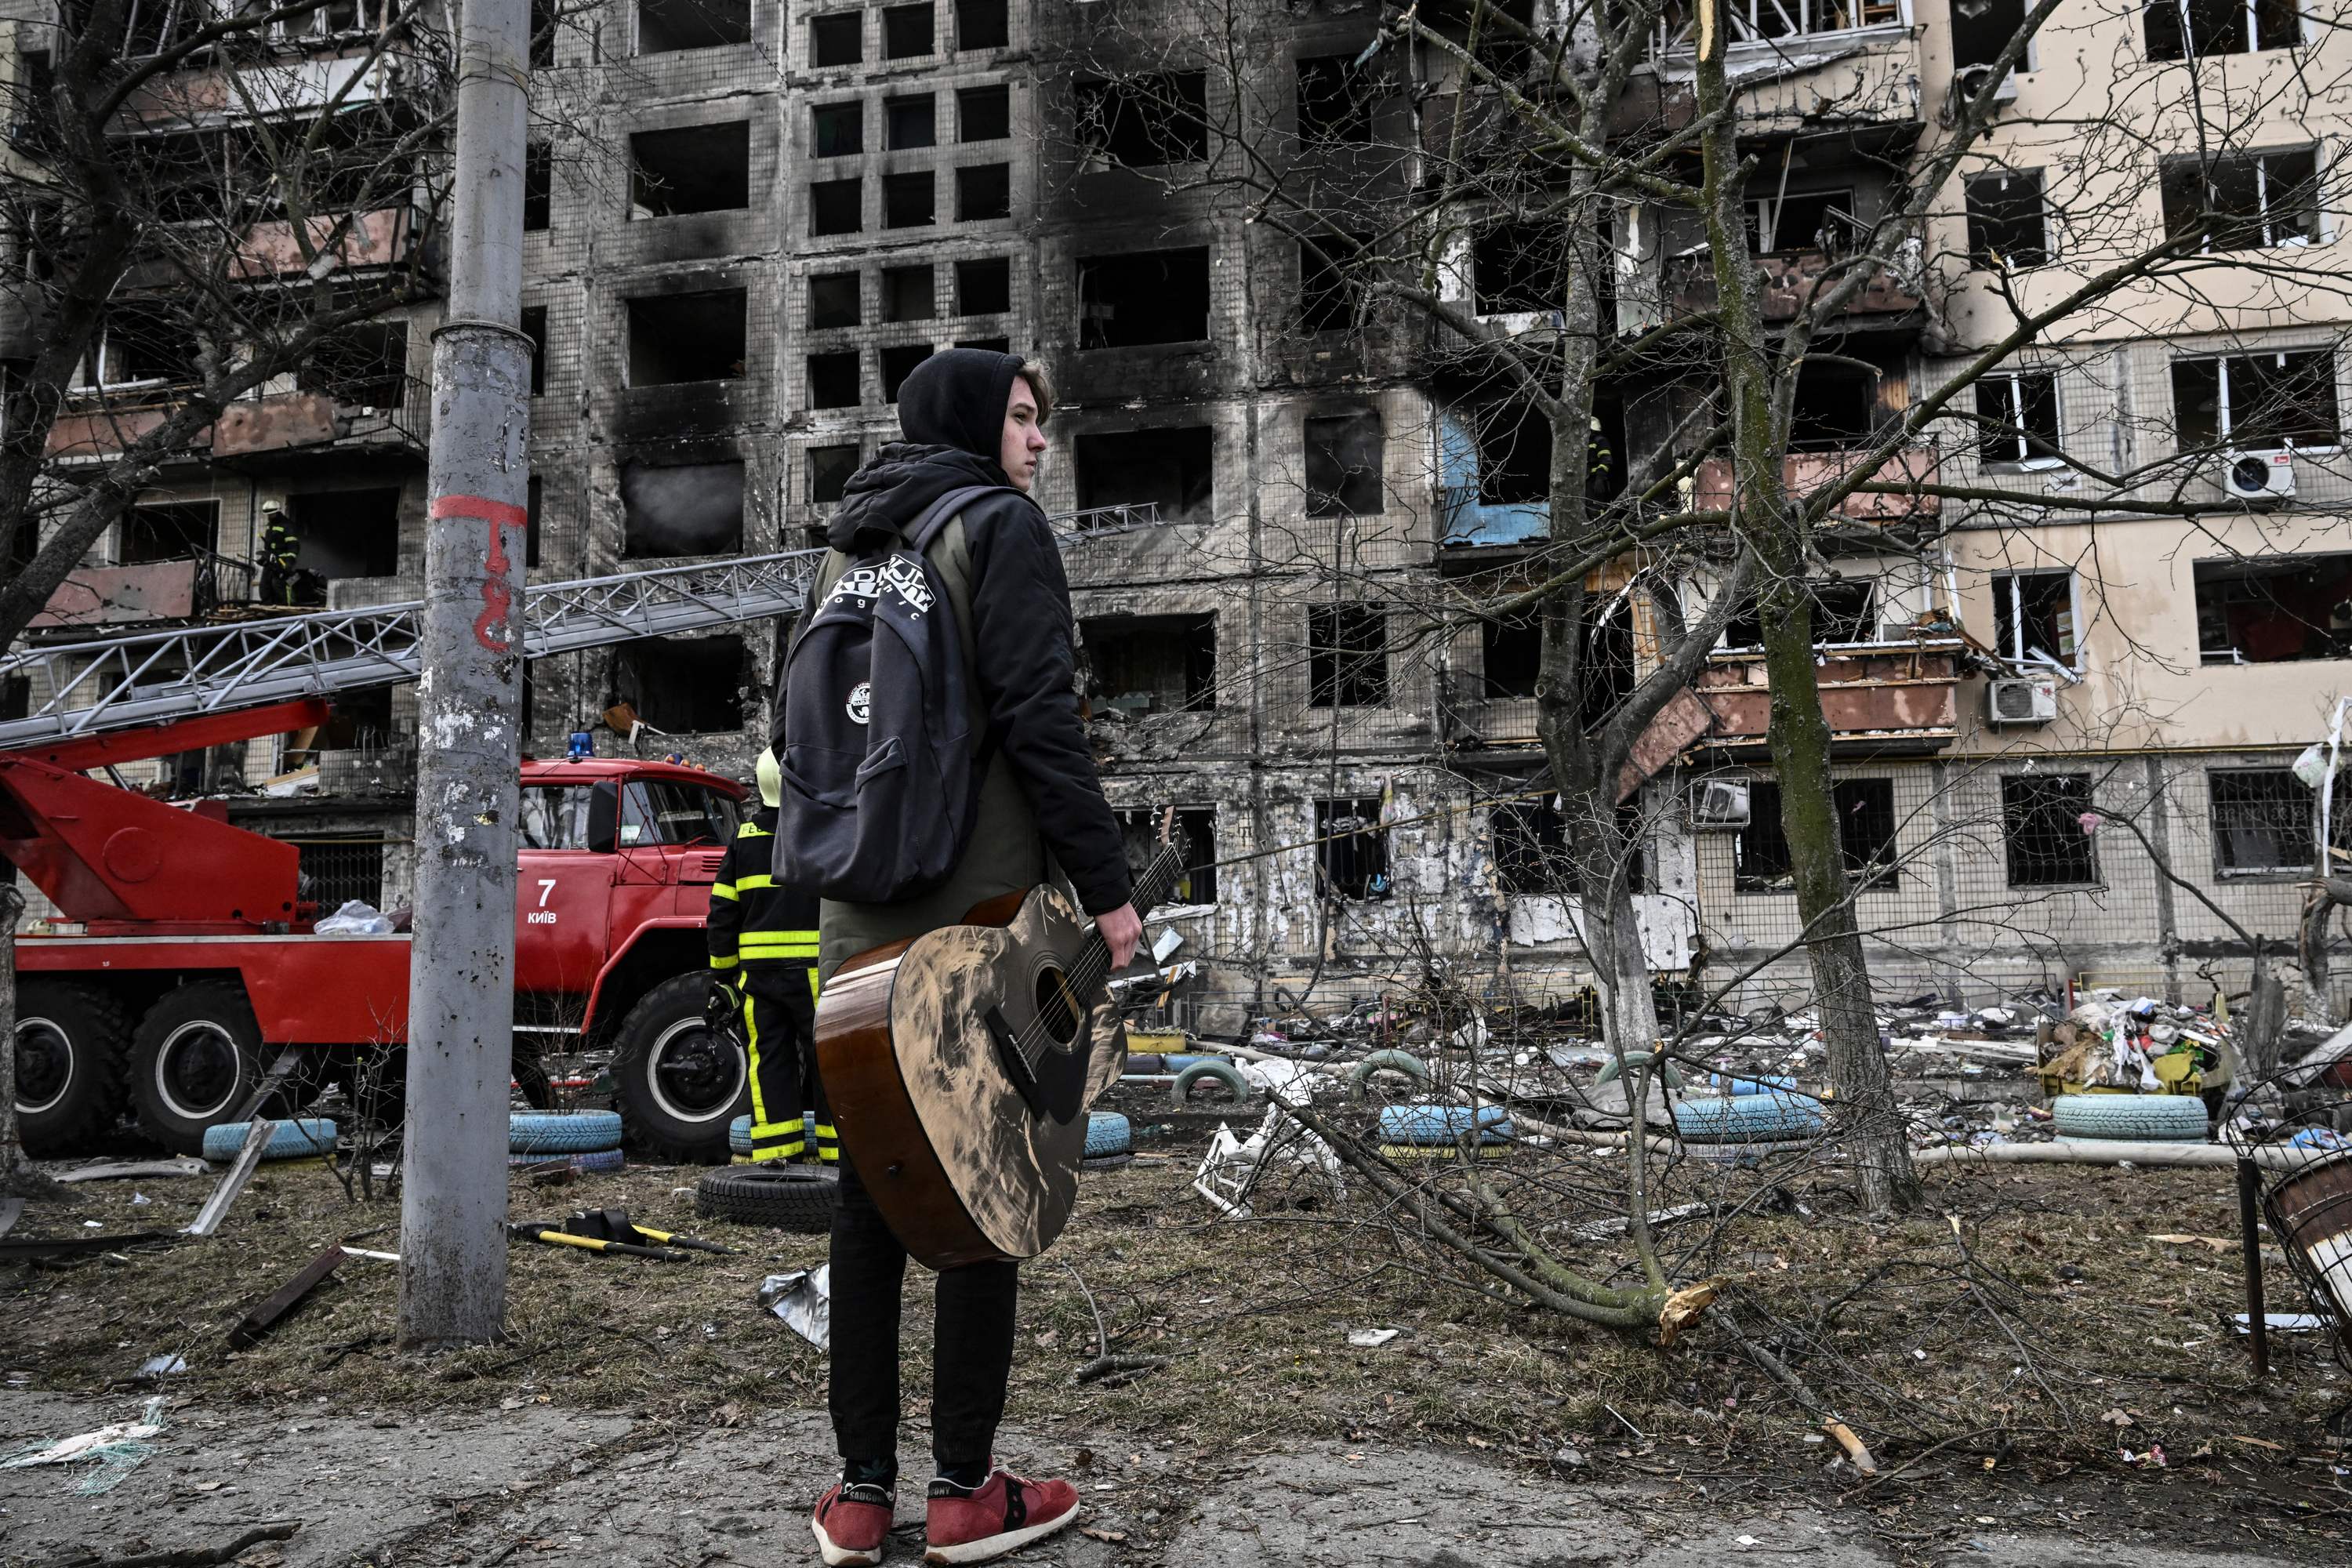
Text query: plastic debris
315 898 394 935
0 1396 166 1494
759 1265 832 1350
1347 1327 1401 1348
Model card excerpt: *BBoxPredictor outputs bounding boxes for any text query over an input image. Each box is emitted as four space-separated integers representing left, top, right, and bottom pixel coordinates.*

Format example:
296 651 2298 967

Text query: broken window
2146 0 2299 60
1308 604 1388 707
524 143 551 231
1305 412 1383 517
1483 612 1540 698
957 164 1011 221
880 343 933 402
1073 426 1214 524
1660 0 1901 44
119 500 216 564
1118 806 1216 903
809 271 860 328
2194 553 2352 663
810 10 862 64
2161 147 2321 250
2172 350 2339 450
1299 234 1370 333
531 0 557 67
1476 403 1551 505
1298 53 1381 144
811 177 862 235
1075 73 1209 168
958 256 1011 314
883 2 934 57
527 476 543 569
812 102 865 158
809 444 861 503
960 84 1011 141
637 0 750 53
1081 612 1216 714
881 266 935 323
289 488 401 581
808 350 861 408
1992 570 2076 665
1963 171 2050 268
615 635 744 733
1787 359 1878 451
956 0 1007 49
78 302 196 389
1736 779 1898 892
521 305 548 396
633 122 751 217
1952 0 2027 67
1078 249 1210 347
1493 800 1573 895
299 321 408 409
622 459 744 558
957 336 1010 353
1724 579 1877 647
1473 222 1570 315
2210 769 2332 874
1744 188 1857 254
2001 773 2096 887
1578 596 1636 733
883 172 935 227
1975 370 2061 463
886 95 936 150
625 289 745 385
1316 797 1389 900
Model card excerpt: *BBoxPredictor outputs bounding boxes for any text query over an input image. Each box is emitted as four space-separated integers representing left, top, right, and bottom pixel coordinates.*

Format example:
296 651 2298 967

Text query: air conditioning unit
2223 448 2296 505
1955 65 2021 106
1986 677 2058 726
1690 778 1751 827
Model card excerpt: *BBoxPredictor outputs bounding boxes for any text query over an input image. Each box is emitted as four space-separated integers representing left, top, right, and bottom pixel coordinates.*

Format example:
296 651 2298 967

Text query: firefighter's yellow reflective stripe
737 820 772 839
708 954 739 970
735 873 775 892
743 929 819 942
742 995 770 1134
750 1117 804 1136
751 1141 806 1160
817 1146 839 1163
812 1123 837 1140
742 946 821 960
709 883 740 901
808 969 821 1004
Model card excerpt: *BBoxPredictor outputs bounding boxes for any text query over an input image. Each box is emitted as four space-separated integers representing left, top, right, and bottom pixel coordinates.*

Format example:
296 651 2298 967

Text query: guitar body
815 883 1124 1269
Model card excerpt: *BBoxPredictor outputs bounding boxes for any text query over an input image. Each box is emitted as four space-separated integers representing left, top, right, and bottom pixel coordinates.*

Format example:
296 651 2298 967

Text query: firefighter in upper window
706 746 832 1165
256 505 303 608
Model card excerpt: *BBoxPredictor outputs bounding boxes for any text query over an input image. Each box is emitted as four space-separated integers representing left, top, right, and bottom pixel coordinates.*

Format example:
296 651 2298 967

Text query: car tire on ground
199 1117 339 1163
1172 1058 1249 1106
1674 1092 1826 1145
13 980 130 1155
510 1147 625 1174
2051 1092 2209 1142
510 1109 623 1154
129 982 282 1157
695 1165 840 1232
612 973 747 1164
1084 1111 1132 1159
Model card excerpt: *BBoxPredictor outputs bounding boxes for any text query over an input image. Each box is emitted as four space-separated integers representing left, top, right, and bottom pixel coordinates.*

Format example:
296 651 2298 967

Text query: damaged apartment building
16 0 2352 1033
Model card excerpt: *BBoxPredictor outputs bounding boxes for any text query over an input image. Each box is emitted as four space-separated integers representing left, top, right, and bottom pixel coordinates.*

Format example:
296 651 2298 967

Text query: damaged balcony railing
1053 502 1164 535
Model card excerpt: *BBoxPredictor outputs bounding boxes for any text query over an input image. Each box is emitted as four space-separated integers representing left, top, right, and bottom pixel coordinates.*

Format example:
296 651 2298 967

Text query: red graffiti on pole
430 493 532 652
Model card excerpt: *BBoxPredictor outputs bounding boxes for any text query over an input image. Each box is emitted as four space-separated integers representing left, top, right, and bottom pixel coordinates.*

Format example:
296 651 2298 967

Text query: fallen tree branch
37 1521 300 1568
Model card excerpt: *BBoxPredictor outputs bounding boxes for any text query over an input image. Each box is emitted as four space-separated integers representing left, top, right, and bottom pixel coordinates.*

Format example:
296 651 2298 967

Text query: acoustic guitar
814 815 1189 1269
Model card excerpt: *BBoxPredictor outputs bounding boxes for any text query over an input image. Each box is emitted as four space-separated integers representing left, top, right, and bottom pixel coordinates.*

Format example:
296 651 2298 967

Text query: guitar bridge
983 1005 1044 1116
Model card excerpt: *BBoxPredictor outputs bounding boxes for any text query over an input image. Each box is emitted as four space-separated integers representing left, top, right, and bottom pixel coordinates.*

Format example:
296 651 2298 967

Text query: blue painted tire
1376 1104 1512 1146
510 1109 623 1154
2051 1093 2208 1142
1711 1073 1799 1098
1173 1058 1249 1105
729 1115 753 1156
1674 1093 1825 1144
1594 1051 1684 1089
510 1146 625 1173
201 1117 338 1162
1084 1111 1132 1158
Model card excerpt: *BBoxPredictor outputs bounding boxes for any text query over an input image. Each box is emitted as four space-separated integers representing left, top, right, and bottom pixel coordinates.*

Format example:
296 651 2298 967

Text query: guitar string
1011 842 1185 1062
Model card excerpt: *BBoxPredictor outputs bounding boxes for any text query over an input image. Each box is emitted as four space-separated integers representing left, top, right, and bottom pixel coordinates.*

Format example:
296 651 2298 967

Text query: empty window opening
1952 0 2027 67
882 266 935 322
956 0 1007 49
880 343 933 402
811 176 862 236
958 256 1011 314
808 351 861 408
79 303 196 389
1493 800 1573 895
809 271 861 328
2001 773 2096 886
2210 768 2343 875
1308 604 1388 707
1788 360 1878 451
2172 351 2339 451
531 0 557 67
1483 612 1539 698
625 290 746 386
1305 411 1383 517
1316 797 1389 900
811 101 865 158
1992 569 2076 665
524 143 551 230
883 2 934 57
1474 222 1570 314
810 11 862 64
1118 806 1216 903
886 95 936 150
521 305 548 395
1976 370 2061 463
290 488 401 581
632 122 751 218
1579 597 1636 733
960 83 1011 141
883 172 935 227
1725 579 1877 648
615 635 743 733
1964 171 2049 268
1658 0 1900 45
2194 553 2352 663
300 321 408 409
1075 72 1209 168
1079 249 1210 348
1300 234 1370 333
1082 612 1216 715
809 444 861 503
957 336 1010 353
957 163 1011 220
2161 147 2320 251
1736 778 1898 892
1298 53 1381 143
622 459 743 558
1745 188 1857 254
526 475 543 569
2147 0 2299 60
120 500 216 564
1476 403 1551 504
638 0 750 53
1073 425 1214 523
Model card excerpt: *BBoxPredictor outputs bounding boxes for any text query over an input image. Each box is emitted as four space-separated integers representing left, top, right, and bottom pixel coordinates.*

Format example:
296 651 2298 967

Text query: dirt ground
5 1136 2351 1565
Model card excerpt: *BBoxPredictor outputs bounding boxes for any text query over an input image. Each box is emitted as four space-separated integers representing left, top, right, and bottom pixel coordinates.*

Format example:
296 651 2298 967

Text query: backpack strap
903 485 1018 556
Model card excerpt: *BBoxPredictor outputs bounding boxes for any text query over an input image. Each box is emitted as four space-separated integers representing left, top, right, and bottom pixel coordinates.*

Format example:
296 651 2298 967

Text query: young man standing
788 349 1141 1566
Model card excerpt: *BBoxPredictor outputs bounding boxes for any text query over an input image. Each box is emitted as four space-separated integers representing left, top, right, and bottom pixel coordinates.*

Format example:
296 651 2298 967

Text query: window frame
2161 144 2325 252
1998 772 2100 888
1991 568 2079 668
2171 348 2343 453
1315 797 1391 901
1962 169 2053 269
1306 602 1390 709
1975 369 2063 466
2208 766 2331 877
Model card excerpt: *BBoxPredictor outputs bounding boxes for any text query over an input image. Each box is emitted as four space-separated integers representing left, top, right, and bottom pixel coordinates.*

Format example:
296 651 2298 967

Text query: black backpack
771 485 1013 902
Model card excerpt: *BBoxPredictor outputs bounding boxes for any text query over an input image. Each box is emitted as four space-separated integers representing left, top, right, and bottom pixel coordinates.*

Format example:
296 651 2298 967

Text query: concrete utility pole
398 0 534 1348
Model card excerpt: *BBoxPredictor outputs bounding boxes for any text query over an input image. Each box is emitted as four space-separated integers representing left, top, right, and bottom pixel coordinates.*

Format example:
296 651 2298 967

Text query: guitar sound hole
1032 967 1080 1046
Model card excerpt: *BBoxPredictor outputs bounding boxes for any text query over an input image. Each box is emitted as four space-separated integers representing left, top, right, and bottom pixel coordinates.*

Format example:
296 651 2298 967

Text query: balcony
1667 249 1922 325
1628 13 1923 142
29 551 256 632
49 388 419 464
231 208 415 280
1691 445 1940 525
122 49 395 132
1697 638 1963 754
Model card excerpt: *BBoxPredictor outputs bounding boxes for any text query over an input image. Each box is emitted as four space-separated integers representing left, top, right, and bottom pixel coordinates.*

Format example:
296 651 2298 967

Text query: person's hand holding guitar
1094 902 1141 968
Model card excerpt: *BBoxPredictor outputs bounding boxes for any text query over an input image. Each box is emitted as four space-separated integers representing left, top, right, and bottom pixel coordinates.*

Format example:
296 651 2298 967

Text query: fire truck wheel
130 982 280 1158
13 981 130 1156
614 973 747 1165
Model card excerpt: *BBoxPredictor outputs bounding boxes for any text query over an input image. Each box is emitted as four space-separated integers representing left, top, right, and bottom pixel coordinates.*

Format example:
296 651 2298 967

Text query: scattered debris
182 1117 278 1238
509 1221 691 1262
0 1396 167 1494
1823 1418 1878 1475
55 1158 210 1184
133 1352 187 1382
227 1245 347 1348
0 1231 168 1261
38 1519 303 1567
759 1265 832 1349
1346 1327 1401 1348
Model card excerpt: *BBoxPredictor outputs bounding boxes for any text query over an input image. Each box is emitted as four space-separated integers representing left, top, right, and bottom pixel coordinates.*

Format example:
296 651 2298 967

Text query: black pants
826 1150 1020 1471
742 967 831 1163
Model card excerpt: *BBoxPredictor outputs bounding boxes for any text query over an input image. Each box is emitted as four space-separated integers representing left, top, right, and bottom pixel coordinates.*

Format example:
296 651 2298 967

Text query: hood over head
826 441 1011 553
897 347 1024 459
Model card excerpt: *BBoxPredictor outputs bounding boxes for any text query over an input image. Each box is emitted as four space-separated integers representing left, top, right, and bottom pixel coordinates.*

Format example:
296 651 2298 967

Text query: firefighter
706 746 833 1166
256 506 302 608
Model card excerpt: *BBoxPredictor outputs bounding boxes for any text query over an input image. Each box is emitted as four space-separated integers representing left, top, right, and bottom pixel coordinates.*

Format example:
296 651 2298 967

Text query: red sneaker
811 1480 895 1566
922 1468 1080 1564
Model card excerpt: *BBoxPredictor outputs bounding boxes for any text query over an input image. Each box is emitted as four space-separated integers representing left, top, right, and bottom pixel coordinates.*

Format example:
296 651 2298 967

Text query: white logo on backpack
846 681 871 724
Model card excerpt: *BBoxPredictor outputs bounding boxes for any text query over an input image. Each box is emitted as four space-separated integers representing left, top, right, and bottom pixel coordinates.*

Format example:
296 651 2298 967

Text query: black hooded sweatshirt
782 349 1133 916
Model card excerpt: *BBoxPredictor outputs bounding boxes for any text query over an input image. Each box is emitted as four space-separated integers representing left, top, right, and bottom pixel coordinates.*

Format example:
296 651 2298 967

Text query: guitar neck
1066 842 1187 993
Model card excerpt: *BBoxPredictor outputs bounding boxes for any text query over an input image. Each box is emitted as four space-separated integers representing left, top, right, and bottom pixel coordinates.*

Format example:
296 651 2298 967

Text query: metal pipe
1918 1140 2319 1172
2238 1156 2270 1378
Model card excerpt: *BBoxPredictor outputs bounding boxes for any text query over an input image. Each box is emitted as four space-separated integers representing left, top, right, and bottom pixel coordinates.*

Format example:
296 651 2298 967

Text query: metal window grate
293 839 387 912
2001 773 2097 887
